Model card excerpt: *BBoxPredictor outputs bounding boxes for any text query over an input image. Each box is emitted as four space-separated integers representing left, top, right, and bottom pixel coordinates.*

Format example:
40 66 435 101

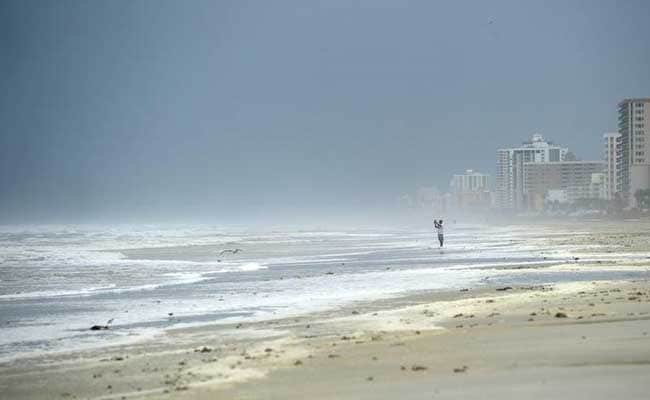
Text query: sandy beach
1 222 650 399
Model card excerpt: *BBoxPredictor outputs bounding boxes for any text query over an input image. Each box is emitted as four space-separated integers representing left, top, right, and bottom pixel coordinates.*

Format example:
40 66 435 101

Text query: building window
636 103 645 107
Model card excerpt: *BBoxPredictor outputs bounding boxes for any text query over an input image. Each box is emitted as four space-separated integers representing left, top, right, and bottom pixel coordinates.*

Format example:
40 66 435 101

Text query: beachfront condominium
617 98 650 206
603 132 620 201
496 134 568 210
450 170 491 210
450 170 490 193
523 160 606 210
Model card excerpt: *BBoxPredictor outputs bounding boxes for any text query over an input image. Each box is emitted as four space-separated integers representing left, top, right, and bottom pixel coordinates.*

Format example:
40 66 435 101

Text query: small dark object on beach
453 313 464 318
294 360 303 366
366 376 374 381
325 272 334 275
195 346 212 353
573 257 580 261
460 288 469 292
168 313 174 317
328 354 340 358
351 310 359 315
496 286 513 291
400 365 407 371
411 365 427 371
453 366 468 373
236 323 242 329
90 325 109 331
90 318 114 331
555 312 568 318
264 348 273 352
415 330 421 335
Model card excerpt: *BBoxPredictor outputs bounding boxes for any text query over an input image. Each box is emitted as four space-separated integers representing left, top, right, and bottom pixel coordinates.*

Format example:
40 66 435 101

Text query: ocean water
0 223 645 362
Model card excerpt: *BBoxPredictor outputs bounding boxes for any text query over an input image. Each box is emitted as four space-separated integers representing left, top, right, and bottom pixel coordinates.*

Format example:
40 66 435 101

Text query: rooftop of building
523 160 604 165
618 98 650 106
498 134 567 151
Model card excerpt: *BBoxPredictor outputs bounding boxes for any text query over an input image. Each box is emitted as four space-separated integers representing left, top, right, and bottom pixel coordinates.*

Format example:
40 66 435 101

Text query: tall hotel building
496 134 568 210
617 99 650 206
603 132 620 200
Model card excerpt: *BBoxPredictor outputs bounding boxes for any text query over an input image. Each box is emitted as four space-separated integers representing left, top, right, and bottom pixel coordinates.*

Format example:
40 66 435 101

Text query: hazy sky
2 0 649 223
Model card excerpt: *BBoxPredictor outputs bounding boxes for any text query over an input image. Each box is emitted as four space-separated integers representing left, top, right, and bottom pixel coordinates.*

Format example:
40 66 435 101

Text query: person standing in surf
434 219 444 248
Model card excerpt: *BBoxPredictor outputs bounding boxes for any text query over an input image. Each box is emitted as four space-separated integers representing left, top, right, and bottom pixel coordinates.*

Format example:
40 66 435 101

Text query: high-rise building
617 98 650 206
603 132 620 201
450 170 491 210
523 161 606 210
496 134 568 210
450 170 490 193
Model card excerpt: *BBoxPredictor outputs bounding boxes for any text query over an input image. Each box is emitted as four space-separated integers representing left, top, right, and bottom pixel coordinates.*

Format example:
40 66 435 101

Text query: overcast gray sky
1 0 649 223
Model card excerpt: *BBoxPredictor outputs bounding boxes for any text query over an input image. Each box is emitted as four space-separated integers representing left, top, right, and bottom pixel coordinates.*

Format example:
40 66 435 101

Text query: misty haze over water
2 1 650 224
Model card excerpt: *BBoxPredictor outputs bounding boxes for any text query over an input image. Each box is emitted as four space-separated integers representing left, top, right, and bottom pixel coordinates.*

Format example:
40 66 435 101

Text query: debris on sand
411 365 427 371
90 318 114 331
496 286 513 291
453 365 468 373
555 312 568 318
294 360 303 366
195 346 212 353
90 325 109 331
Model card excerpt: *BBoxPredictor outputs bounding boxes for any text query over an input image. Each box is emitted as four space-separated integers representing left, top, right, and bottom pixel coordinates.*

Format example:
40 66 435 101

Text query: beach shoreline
2 277 650 399
2 222 650 399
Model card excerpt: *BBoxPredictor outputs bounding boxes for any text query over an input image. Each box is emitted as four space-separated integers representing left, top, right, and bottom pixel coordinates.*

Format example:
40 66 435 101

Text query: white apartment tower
617 98 650 206
603 132 620 201
496 134 568 210
451 170 490 193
